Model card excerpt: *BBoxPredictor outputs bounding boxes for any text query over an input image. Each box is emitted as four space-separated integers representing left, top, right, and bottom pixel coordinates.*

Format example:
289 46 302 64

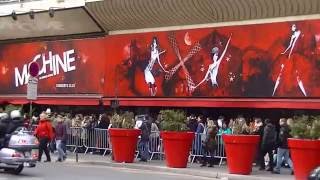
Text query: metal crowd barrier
32 126 226 164
135 131 164 160
82 128 111 156
190 133 226 166
148 132 164 160
67 127 83 153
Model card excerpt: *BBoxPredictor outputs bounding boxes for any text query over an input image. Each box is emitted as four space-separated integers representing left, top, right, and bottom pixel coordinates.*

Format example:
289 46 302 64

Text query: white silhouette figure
144 37 168 96
273 24 307 96
192 35 232 90
281 24 301 59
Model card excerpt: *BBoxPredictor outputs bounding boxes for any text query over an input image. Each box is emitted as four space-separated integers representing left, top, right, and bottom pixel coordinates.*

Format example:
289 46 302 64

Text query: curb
65 158 290 180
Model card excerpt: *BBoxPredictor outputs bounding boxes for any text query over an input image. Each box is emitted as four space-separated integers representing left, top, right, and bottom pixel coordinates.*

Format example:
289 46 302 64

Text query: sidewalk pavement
61 153 294 180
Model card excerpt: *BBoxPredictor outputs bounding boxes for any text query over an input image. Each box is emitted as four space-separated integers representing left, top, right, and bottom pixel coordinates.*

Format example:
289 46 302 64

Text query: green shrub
310 116 320 139
110 111 135 129
4 104 23 114
159 109 188 132
229 116 253 135
291 115 320 140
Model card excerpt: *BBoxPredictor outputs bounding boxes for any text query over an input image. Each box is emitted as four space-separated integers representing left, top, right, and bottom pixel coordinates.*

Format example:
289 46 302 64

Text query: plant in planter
110 111 135 129
4 104 23 114
288 115 320 180
159 109 194 168
109 111 141 163
223 116 260 175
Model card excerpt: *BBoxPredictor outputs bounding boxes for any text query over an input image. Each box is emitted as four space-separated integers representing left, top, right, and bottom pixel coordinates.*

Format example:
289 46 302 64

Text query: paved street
0 153 294 180
0 162 214 180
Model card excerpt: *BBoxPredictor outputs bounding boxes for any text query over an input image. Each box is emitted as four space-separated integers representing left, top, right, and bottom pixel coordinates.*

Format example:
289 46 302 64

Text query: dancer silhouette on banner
272 24 307 96
144 37 168 96
192 34 232 90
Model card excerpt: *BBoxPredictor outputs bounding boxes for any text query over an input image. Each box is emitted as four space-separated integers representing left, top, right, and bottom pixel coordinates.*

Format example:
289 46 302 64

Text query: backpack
263 124 277 148
200 123 207 142
141 122 151 141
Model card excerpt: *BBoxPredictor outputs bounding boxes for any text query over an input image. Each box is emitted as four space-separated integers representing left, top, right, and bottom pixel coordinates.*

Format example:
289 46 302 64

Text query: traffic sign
27 77 38 100
29 62 40 77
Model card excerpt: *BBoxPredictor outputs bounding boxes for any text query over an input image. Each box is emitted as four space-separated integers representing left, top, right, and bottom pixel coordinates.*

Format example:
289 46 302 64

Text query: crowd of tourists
188 115 294 174
0 106 294 175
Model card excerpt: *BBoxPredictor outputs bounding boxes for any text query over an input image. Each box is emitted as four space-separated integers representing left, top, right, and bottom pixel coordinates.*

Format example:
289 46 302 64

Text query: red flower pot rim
109 128 141 137
222 134 260 137
109 128 138 130
288 138 320 141
288 138 320 149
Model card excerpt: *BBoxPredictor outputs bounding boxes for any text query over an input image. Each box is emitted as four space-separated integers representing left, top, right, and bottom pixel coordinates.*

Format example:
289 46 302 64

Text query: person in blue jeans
196 116 206 157
273 118 294 175
55 116 67 162
138 120 151 162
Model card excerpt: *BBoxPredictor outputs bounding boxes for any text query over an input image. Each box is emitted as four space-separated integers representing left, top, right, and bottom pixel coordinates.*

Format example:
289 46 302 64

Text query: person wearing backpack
34 113 54 162
201 120 218 167
259 118 277 171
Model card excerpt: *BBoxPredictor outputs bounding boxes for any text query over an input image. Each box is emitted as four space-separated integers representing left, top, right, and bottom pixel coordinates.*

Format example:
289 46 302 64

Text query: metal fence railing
82 128 111 156
190 134 226 166
31 126 226 164
68 127 83 153
148 131 164 160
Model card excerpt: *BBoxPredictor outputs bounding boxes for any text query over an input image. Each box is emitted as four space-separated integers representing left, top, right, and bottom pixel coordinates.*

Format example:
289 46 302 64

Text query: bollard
76 144 78 163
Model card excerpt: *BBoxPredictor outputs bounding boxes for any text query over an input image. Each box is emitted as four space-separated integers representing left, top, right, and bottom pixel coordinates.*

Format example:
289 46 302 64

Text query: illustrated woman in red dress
272 24 307 97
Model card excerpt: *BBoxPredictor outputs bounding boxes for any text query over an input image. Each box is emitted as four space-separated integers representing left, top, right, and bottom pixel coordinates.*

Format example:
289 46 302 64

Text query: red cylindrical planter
109 128 141 163
161 131 194 168
223 134 260 175
288 139 320 180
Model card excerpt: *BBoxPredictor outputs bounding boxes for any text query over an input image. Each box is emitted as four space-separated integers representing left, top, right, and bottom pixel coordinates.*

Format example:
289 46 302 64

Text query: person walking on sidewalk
138 118 151 162
259 118 277 171
201 120 218 167
34 113 54 162
273 118 294 175
55 115 67 162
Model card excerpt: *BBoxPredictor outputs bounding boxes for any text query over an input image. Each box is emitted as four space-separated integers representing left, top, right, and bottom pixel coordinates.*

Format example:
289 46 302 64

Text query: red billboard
0 38 106 94
104 19 320 98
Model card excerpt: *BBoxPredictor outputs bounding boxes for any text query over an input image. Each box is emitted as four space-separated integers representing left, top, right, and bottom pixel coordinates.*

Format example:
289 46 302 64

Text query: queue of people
1 104 295 174
32 109 113 162
186 114 294 174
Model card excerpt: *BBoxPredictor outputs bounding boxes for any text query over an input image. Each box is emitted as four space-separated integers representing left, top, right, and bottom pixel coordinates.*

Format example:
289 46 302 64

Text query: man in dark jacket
55 115 67 162
260 118 277 171
97 114 110 129
273 118 294 174
138 118 151 162
187 115 198 132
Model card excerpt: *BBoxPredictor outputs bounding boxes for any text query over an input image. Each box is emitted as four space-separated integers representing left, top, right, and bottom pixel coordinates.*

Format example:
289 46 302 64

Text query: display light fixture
11 11 17 20
49 8 54 18
29 10 34 19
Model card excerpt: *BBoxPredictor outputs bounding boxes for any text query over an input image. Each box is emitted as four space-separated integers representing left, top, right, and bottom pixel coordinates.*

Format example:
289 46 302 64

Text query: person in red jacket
34 113 53 162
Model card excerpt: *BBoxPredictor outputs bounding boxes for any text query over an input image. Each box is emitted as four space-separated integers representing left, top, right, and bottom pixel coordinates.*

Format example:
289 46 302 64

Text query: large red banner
0 38 106 94
1 19 320 99
104 19 320 98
